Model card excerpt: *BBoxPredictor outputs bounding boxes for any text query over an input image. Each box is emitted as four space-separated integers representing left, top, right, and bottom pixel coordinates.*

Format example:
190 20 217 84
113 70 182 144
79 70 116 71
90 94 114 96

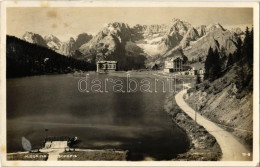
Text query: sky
7 7 253 42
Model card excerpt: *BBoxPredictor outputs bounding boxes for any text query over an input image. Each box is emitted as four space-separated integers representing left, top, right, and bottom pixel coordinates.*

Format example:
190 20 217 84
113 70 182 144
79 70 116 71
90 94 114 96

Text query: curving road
175 86 252 161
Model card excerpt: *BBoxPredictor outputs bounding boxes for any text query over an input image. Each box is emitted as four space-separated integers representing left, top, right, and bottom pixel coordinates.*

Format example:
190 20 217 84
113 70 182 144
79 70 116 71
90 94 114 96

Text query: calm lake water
7 73 189 160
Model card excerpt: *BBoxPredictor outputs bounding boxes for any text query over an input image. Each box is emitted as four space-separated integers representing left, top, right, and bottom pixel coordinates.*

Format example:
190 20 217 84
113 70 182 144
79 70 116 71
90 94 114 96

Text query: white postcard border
0 1 259 166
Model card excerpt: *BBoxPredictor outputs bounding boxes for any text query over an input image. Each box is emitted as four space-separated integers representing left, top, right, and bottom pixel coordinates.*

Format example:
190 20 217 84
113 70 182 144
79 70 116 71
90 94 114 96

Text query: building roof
45 136 71 142
97 61 117 63
166 55 184 61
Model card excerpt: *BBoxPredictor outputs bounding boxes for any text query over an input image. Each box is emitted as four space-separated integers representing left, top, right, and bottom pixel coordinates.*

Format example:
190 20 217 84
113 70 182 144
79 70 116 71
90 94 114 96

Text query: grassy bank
184 68 253 150
7 152 48 161
58 149 128 161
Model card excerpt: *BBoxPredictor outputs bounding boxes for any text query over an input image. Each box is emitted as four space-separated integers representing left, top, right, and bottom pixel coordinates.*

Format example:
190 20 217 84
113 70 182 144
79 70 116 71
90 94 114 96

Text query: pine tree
196 75 201 84
226 53 234 68
219 46 226 58
234 27 254 96
241 27 253 64
212 49 222 80
249 28 254 65
152 64 159 70
219 46 227 70
234 38 242 63
204 47 214 80
204 47 222 81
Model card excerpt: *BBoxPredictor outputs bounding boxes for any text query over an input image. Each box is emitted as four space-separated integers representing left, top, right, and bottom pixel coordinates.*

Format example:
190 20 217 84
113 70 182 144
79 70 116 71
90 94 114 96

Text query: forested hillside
185 27 253 147
203 27 253 98
7 36 95 78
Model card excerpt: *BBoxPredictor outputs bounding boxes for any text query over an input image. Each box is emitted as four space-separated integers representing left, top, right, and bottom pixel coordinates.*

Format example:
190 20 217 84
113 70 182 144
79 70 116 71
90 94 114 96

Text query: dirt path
175 86 252 161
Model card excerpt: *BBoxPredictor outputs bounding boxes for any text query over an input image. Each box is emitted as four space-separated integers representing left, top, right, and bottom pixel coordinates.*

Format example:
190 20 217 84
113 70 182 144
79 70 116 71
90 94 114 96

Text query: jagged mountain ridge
164 23 239 61
182 26 238 61
44 34 62 50
76 22 148 70
79 22 132 60
22 32 92 57
23 32 48 48
77 19 241 68
21 18 243 69
58 37 76 56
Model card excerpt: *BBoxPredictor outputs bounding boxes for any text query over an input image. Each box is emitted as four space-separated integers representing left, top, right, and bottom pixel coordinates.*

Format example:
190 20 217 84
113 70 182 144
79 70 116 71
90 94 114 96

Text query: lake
7 73 189 160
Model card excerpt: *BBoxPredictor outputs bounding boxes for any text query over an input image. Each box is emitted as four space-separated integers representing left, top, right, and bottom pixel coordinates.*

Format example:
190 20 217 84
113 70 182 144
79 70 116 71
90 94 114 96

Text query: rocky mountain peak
23 31 34 37
103 22 131 35
74 33 93 49
44 34 60 42
166 18 191 37
180 27 200 48
206 23 225 32
44 34 62 50
20 18 243 68
69 37 75 43
22 31 48 48
170 18 191 29
195 25 207 37
101 22 132 43
57 37 76 57
106 22 130 29
231 27 244 35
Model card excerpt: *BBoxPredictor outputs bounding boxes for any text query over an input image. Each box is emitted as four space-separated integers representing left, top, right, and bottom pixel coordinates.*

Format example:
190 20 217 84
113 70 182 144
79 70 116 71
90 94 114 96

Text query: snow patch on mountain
21 19 245 67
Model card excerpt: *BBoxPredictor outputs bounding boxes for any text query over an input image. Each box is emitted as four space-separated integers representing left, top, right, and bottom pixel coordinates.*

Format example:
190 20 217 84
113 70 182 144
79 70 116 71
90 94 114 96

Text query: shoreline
164 89 222 161
7 71 221 161
109 71 222 160
184 85 253 151
180 85 252 160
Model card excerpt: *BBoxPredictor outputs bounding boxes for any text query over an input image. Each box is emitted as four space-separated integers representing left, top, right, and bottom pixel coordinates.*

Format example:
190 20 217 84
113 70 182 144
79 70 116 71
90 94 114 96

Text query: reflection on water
7 73 189 160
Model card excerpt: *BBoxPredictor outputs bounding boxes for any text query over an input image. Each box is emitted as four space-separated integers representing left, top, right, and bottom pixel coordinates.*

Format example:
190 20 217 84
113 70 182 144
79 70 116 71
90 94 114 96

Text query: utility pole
172 92 174 110
45 129 48 139
195 103 197 123
196 94 201 124
172 88 174 111
172 74 175 111
182 80 185 91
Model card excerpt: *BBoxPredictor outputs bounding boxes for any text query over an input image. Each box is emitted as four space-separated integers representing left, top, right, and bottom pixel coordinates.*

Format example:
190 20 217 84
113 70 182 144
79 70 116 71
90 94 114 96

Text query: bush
187 87 196 94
